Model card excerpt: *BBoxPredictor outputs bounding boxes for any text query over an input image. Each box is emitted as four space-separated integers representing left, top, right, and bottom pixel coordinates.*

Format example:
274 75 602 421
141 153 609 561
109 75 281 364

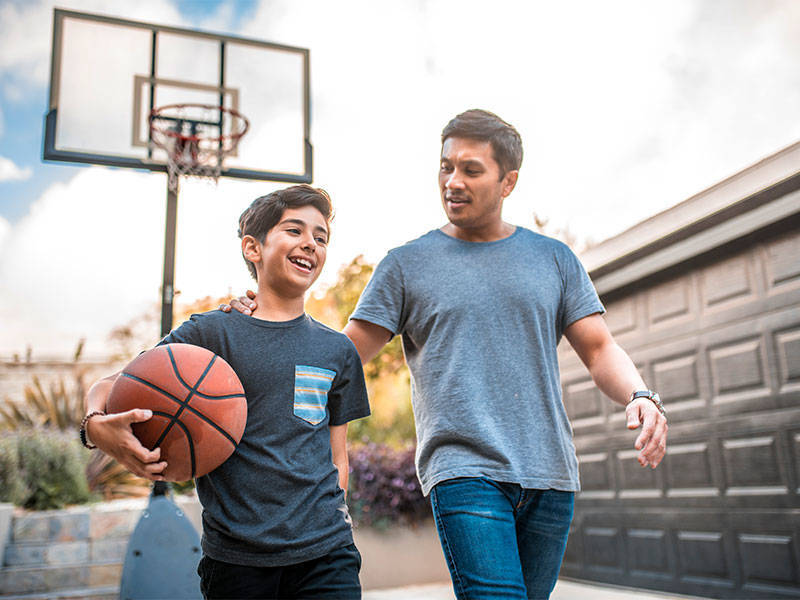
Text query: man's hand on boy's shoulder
219 289 257 315
87 410 168 481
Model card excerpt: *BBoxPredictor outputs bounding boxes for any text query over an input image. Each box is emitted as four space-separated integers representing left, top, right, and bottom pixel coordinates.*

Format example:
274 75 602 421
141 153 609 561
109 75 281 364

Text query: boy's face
248 205 329 296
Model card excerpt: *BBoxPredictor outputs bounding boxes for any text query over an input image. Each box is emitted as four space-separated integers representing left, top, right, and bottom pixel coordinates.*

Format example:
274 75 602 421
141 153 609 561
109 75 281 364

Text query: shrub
0 435 25 505
0 428 92 510
348 443 431 529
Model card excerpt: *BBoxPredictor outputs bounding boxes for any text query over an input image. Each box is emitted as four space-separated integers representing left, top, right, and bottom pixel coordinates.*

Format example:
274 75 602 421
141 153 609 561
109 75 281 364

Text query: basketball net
149 104 249 192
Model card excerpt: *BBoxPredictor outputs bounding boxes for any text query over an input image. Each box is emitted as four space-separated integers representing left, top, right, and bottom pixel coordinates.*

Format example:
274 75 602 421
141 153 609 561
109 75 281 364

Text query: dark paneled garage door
559 225 800 598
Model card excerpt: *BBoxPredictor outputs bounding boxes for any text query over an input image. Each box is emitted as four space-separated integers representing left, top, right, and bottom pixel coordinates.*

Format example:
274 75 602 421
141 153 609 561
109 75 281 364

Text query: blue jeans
430 478 574 600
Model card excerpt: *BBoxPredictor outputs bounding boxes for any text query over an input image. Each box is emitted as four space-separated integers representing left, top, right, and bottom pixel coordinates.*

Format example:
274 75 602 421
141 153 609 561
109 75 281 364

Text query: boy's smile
256 205 329 296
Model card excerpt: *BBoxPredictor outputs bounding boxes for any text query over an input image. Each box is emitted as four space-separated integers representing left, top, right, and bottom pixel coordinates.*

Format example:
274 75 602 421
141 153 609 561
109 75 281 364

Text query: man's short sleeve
327 342 370 426
350 252 405 336
558 246 605 333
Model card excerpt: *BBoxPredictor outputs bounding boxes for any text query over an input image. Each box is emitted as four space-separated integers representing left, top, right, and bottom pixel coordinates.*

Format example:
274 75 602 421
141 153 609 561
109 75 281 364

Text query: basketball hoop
149 103 249 191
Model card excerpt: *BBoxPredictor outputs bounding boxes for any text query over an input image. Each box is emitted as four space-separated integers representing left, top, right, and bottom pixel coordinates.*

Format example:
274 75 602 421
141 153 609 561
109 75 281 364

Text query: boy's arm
84 373 168 481
330 424 349 496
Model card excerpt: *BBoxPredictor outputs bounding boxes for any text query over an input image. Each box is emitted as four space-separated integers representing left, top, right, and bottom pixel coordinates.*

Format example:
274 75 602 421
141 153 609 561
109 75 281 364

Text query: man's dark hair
238 184 333 280
441 109 523 177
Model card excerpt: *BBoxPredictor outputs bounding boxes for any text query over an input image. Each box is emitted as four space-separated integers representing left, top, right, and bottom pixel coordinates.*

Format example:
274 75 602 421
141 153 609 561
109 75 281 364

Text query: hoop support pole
160 177 178 337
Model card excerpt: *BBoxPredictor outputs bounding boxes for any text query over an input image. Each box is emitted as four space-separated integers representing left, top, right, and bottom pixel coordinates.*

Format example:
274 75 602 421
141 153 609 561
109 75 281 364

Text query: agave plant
86 452 150 500
0 375 85 430
0 340 150 499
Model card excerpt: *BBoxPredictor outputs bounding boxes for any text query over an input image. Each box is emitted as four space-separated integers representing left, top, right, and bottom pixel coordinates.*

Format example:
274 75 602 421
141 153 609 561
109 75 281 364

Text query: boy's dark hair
238 184 333 280
441 109 523 178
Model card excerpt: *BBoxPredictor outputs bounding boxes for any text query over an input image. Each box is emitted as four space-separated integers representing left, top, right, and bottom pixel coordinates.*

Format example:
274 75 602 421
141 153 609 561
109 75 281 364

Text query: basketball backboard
43 9 312 183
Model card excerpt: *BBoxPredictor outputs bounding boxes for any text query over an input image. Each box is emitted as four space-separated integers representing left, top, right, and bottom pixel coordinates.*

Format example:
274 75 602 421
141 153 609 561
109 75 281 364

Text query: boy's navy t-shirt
160 310 370 567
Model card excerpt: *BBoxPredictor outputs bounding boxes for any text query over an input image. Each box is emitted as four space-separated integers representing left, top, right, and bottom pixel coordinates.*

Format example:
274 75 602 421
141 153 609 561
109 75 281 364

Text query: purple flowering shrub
347 443 431 528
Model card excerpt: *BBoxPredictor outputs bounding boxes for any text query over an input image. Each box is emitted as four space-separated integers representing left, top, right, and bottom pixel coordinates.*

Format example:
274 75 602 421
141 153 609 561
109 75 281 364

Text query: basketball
107 343 247 482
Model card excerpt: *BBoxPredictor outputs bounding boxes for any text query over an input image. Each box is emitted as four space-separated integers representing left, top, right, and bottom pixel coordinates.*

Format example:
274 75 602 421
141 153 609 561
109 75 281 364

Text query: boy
82 185 371 599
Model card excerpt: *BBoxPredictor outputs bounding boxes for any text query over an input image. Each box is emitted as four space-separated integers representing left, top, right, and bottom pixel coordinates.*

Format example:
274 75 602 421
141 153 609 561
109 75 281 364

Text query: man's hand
87 410 168 481
219 290 256 315
626 399 668 468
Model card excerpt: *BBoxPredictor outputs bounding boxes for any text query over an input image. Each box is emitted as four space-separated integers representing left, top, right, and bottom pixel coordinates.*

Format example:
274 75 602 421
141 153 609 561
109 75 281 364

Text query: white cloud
0 167 301 358
0 156 32 181
0 0 184 96
0 215 9 248
2 0 800 359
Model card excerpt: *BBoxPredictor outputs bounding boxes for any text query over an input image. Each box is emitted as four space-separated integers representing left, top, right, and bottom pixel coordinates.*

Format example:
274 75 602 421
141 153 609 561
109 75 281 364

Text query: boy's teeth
291 258 312 269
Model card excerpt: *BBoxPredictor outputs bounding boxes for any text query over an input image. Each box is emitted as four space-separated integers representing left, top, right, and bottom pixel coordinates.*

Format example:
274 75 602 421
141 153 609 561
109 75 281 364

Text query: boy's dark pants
197 543 361 599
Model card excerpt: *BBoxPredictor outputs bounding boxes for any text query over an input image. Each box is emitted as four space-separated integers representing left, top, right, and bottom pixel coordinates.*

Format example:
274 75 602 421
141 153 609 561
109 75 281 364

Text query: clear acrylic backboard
43 8 312 183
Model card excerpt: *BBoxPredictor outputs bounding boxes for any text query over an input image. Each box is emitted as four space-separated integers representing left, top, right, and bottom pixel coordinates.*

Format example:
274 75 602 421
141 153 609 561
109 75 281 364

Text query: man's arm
342 319 393 365
330 424 349 495
84 373 168 480
222 291 394 366
564 313 668 468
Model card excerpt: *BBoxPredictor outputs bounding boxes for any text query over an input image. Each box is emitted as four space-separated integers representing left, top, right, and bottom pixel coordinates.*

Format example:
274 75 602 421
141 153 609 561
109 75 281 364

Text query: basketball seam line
153 348 219 458
168 348 244 401
120 373 240 448
152 409 196 479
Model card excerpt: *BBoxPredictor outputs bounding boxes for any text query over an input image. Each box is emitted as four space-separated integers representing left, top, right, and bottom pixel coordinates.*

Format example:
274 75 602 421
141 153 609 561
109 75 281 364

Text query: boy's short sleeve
327 341 370 426
158 314 203 347
350 252 405 336
557 246 605 333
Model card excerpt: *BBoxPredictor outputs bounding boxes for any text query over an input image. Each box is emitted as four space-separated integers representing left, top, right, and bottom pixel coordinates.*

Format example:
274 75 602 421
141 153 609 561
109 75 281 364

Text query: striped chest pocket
294 365 336 425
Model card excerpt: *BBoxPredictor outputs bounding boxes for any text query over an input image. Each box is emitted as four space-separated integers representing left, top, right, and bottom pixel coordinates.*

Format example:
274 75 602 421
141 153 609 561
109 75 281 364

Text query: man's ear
501 170 519 198
241 235 262 263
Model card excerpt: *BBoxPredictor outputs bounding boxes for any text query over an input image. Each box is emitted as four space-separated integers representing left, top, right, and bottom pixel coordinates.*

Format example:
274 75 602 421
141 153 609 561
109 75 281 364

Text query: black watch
628 390 665 418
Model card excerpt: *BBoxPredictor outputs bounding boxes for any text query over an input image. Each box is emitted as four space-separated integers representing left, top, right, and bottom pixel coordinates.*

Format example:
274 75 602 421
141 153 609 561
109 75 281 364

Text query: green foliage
0 428 91 510
0 435 25 505
0 340 152 502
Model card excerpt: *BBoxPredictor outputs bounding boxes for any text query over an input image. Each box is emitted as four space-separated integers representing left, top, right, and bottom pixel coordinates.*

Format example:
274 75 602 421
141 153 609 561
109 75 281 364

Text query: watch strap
629 390 666 418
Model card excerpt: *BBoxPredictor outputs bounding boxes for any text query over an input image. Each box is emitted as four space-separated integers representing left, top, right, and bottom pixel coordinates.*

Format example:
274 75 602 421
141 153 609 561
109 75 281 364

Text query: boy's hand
87 409 168 481
219 290 257 315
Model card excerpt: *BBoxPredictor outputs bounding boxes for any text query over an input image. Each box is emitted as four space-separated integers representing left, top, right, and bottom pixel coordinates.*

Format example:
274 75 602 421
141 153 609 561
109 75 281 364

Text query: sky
1 0 799 359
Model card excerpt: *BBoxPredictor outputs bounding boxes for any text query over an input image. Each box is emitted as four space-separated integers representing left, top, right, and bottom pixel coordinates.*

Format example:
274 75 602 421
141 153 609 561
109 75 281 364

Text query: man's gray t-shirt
351 227 603 495
161 310 370 567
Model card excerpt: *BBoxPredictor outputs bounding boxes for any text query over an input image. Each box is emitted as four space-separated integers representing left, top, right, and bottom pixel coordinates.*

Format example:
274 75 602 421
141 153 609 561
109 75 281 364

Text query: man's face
255 205 328 296
438 137 516 232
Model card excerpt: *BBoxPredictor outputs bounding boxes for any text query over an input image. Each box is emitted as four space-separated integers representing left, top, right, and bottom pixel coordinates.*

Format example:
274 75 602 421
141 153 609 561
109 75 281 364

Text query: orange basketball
107 343 247 482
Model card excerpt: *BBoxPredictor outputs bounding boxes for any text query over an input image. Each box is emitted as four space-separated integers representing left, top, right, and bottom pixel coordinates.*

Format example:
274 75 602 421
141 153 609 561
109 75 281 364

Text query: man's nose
446 170 465 189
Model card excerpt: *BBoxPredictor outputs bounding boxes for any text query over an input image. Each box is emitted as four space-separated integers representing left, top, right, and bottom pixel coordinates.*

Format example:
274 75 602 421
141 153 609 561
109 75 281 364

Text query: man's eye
466 169 481 176
287 228 301 234
440 164 452 172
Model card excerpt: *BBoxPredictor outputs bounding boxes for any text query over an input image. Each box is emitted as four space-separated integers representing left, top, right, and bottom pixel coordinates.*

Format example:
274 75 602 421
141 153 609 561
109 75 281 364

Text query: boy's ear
241 235 262 263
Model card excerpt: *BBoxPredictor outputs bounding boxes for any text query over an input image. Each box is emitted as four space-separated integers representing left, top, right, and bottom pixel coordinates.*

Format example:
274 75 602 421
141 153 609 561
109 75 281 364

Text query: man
227 109 668 599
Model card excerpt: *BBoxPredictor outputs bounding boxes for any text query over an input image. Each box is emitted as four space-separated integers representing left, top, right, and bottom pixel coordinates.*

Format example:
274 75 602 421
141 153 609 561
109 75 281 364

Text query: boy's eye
315 236 328 244
287 228 301 234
